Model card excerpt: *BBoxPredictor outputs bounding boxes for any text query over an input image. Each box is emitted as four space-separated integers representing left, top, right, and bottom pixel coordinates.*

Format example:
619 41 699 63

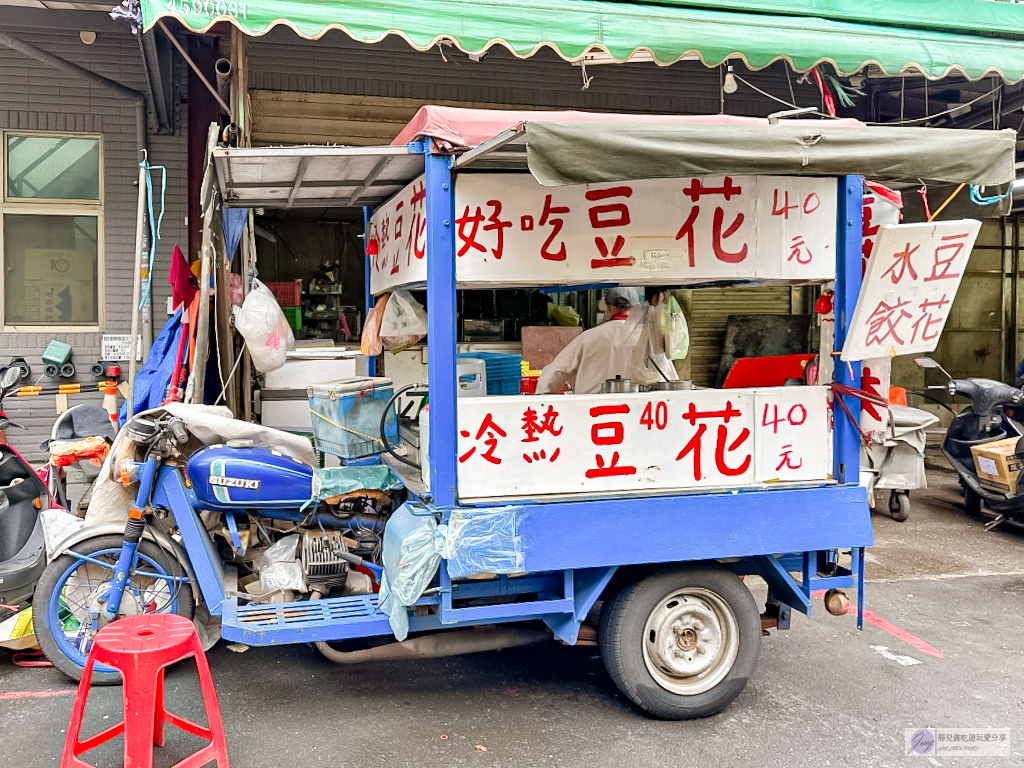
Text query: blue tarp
223 208 248 262
119 308 183 426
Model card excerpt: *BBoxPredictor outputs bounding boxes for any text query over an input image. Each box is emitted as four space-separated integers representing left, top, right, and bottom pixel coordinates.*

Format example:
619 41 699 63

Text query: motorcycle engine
300 529 349 593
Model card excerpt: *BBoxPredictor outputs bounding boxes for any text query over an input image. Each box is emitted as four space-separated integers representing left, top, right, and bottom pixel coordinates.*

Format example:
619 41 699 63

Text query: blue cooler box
307 377 397 459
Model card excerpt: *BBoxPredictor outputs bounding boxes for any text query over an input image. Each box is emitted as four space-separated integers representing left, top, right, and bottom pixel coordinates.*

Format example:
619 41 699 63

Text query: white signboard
842 220 981 361
369 174 838 294
456 386 830 501
368 176 429 295
101 334 133 362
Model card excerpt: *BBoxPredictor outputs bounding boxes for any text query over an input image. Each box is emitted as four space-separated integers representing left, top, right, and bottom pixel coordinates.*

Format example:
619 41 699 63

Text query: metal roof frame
212 144 425 210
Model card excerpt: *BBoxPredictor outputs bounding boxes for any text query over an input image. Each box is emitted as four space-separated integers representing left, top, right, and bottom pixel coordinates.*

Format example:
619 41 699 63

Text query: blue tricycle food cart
32 111 1014 719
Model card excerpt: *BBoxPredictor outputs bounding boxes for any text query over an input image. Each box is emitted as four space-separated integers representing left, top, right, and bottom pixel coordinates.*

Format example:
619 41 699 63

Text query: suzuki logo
210 475 261 490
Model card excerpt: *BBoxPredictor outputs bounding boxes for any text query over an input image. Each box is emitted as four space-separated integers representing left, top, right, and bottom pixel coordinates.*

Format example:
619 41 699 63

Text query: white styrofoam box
259 393 312 432
263 349 363 388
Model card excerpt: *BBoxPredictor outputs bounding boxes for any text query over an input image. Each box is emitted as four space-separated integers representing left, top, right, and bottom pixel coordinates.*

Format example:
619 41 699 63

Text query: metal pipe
157 20 231 116
314 625 551 664
215 58 232 112
127 158 147 418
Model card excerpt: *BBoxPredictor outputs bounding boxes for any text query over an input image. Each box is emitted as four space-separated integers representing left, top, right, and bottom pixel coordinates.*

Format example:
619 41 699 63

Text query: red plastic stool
61 613 229 768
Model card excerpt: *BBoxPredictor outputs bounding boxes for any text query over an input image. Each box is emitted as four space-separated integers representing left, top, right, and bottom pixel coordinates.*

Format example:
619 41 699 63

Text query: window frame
1 129 105 332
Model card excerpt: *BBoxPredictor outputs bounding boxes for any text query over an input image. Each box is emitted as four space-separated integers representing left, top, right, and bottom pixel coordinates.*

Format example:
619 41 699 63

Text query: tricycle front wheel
599 564 760 720
33 535 195 684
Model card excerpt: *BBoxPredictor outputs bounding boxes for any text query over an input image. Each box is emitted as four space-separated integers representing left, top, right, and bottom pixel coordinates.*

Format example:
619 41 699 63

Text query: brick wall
0 9 188 463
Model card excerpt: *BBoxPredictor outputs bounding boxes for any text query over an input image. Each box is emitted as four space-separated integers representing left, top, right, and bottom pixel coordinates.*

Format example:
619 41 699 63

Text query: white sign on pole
368 174 838 294
455 386 830 501
841 220 982 361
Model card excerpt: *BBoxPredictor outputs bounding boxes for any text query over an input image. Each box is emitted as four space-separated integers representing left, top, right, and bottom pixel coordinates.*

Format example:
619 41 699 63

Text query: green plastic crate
282 306 302 332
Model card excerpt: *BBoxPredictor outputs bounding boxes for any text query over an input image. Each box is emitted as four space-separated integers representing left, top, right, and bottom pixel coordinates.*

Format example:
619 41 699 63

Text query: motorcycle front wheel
33 535 195 684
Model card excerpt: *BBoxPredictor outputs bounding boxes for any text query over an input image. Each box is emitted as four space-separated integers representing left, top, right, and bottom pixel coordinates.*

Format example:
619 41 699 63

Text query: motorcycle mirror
0 365 20 390
914 357 953 380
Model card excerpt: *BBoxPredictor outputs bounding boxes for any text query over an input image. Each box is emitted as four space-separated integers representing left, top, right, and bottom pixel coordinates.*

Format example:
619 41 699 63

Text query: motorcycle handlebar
949 378 1024 418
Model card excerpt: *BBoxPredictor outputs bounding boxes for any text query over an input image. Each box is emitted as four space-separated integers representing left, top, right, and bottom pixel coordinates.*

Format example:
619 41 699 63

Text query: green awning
145 0 1024 82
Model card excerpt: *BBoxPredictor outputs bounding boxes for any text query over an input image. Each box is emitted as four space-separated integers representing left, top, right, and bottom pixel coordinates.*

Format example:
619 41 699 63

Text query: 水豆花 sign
841 220 981 361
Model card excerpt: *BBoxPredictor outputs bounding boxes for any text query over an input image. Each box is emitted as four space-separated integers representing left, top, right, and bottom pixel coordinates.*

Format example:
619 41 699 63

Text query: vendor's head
604 287 639 316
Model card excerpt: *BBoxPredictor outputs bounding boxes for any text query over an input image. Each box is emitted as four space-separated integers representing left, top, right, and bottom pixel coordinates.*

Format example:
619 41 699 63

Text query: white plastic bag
255 533 305 593
625 303 677 386
232 279 294 372
379 289 428 351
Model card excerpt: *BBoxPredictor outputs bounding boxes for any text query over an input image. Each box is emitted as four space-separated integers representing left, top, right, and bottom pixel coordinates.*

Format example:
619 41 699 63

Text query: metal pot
652 380 693 391
602 376 632 393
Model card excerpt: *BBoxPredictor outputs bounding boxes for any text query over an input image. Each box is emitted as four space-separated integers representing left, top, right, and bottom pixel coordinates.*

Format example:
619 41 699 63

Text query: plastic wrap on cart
378 503 525 640
456 386 830 500
442 507 524 580
311 465 403 502
369 174 838 294
841 220 981 361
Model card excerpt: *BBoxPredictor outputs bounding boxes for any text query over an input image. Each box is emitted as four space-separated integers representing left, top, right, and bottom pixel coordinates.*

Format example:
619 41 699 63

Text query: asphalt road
2 470 1022 767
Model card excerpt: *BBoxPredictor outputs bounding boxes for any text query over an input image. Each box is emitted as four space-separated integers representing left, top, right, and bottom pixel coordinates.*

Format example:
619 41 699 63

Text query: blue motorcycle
33 411 398 685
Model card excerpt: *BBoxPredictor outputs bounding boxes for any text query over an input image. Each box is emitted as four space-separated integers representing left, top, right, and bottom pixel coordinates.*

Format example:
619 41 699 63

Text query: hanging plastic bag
661 294 690 360
625 302 677 386
379 289 428 351
360 294 389 356
232 279 294 372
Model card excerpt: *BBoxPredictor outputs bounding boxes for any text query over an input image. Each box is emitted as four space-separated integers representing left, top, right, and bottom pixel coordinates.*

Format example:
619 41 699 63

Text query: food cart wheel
599 564 760 720
888 490 910 522
964 488 983 518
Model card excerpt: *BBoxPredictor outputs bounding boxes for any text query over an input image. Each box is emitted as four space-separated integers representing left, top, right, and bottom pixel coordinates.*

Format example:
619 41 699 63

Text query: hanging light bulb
723 64 738 95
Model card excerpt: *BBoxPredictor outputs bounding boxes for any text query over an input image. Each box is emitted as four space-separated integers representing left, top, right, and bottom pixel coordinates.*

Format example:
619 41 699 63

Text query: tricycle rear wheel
599 564 760 720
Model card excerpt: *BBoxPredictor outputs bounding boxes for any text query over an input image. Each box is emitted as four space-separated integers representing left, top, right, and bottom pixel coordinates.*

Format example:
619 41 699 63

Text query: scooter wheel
33 535 194 685
888 490 910 522
964 488 983 518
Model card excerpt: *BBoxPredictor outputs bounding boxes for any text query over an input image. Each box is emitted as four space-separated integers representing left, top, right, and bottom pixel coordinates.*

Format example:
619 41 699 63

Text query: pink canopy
392 105 863 150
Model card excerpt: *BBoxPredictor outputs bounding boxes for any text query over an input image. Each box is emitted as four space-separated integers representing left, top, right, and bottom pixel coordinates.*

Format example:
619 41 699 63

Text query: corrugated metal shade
212 145 424 209
145 0 1024 82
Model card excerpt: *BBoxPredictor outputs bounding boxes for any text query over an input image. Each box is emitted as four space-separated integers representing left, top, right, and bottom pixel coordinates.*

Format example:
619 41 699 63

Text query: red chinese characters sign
370 173 837 294
842 220 981 361
369 177 429 295
455 387 830 500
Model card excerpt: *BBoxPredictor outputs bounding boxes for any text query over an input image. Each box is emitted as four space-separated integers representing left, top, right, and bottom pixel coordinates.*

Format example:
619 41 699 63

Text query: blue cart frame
168 141 872 649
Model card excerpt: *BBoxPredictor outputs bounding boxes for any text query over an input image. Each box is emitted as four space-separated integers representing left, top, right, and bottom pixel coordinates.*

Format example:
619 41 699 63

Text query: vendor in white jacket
537 287 674 395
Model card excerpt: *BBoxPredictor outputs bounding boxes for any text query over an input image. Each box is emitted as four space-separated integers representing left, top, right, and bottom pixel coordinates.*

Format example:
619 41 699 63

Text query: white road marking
870 645 923 666
867 570 1024 583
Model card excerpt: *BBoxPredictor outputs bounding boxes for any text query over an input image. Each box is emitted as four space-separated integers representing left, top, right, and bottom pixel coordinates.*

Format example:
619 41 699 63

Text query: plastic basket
458 352 522 396
307 377 397 459
265 280 302 307
282 306 302 332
